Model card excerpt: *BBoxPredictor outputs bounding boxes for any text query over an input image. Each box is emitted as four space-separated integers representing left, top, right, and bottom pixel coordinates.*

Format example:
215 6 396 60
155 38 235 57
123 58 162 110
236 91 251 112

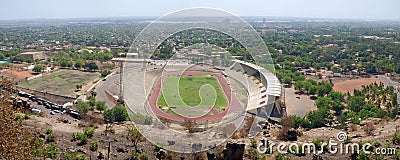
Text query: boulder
222 140 245 160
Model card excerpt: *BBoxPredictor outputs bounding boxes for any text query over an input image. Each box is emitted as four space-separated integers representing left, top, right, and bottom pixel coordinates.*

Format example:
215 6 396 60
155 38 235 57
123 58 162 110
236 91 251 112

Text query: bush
72 132 88 145
24 112 30 119
312 138 325 150
46 133 55 142
154 142 164 151
83 127 95 138
14 114 22 121
101 70 111 77
64 151 86 160
46 128 53 135
392 133 400 145
78 135 88 145
46 143 60 159
104 104 129 122
139 153 149 160
130 151 140 160
90 141 99 151
131 152 149 160
144 116 153 125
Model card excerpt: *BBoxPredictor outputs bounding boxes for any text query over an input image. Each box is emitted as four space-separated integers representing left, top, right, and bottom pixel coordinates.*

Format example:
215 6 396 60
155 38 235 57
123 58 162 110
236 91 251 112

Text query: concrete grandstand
227 60 282 118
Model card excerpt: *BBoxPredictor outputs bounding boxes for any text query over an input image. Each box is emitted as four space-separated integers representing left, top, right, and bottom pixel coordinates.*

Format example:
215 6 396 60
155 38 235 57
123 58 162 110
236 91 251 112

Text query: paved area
30 101 77 123
284 87 316 118
95 63 143 108
378 75 400 105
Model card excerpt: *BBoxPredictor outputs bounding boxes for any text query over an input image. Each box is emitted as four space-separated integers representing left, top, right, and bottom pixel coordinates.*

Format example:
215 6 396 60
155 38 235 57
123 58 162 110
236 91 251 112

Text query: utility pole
282 64 286 116
118 62 124 103
106 122 110 160
282 64 285 105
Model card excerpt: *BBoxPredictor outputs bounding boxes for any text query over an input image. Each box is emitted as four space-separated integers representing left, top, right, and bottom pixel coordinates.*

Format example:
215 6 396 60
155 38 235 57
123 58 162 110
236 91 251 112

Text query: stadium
127 58 283 124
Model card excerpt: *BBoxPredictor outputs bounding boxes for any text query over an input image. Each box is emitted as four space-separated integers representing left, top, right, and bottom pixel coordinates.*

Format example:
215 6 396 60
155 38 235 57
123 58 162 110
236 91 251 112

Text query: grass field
18 69 100 97
157 75 228 112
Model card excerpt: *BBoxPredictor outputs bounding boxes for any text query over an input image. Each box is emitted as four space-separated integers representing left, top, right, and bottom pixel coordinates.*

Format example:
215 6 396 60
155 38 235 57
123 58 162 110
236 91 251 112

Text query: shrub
78 135 88 145
46 143 60 159
104 104 129 122
154 142 164 151
144 116 153 125
64 151 86 160
363 122 375 135
72 132 88 145
46 128 53 135
24 112 30 119
90 141 99 151
14 114 22 121
83 127 95 138
46 133 55 142
312 138 325 150
372 141 381 148
130 151 140 160
139 153 149 160
392 133 400 145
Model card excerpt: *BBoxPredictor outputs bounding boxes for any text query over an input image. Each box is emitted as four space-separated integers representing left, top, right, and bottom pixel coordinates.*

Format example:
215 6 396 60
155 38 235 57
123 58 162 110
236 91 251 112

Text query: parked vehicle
31 108 41 114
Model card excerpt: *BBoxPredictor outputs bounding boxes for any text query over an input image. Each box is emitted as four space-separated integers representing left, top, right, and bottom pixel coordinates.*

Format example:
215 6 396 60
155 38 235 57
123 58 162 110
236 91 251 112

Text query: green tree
315 97 331 109
76 101 90 116
328 91 345 101
103 104 128 122
283 76 292 85
332 100 344 114
391 93 398 107
348 96 365 112
306 110 326 128
113 104 129 122
84 62 98 71
74 59 85 69
59 57 73 67
32 65 43 73
127 126 145 152
96 101 106 112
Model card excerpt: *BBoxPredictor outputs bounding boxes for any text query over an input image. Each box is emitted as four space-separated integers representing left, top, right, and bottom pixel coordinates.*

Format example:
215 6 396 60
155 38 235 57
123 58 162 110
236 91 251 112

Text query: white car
50 111 55 115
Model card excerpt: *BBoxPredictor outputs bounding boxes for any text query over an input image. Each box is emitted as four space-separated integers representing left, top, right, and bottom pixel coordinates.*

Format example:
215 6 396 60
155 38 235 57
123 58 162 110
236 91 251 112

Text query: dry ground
0 69 34 81
333 77 381 94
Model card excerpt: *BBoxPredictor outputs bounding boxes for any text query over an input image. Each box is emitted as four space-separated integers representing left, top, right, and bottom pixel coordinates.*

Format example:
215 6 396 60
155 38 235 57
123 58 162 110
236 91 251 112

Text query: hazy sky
1 0 400 20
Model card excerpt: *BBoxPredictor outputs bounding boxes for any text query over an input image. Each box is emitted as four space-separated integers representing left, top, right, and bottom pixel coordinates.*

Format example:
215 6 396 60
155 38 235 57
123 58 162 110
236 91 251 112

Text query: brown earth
0 69 34 81
333 78 381 94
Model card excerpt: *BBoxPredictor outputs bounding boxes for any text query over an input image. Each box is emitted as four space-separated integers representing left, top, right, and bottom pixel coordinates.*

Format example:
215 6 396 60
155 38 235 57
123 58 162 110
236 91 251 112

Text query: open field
157 74 228 110
18 69 100 97
0 69 34 81
333 77 381 94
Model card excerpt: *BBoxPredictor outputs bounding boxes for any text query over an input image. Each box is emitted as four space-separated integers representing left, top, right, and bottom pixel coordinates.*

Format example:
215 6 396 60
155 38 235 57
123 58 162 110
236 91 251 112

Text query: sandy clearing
333 78 381 94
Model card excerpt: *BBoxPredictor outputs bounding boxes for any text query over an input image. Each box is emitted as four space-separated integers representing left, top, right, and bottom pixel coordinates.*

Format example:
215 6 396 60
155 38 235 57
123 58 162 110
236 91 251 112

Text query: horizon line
1 15 400 22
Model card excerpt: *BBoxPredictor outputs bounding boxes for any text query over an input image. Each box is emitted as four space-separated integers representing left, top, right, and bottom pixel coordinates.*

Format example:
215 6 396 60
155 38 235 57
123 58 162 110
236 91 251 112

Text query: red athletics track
147 71 244 122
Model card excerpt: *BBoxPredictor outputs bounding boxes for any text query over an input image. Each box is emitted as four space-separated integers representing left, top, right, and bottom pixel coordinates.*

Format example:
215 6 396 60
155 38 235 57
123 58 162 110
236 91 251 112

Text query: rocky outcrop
222 140 245 160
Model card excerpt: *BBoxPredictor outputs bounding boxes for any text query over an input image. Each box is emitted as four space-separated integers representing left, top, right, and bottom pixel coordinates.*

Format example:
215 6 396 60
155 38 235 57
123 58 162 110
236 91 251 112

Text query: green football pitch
157 75 228 112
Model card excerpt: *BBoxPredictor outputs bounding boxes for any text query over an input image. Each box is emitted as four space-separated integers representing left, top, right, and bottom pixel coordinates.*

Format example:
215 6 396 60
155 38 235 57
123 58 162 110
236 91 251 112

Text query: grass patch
18 69 100 97
157 75 228 111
